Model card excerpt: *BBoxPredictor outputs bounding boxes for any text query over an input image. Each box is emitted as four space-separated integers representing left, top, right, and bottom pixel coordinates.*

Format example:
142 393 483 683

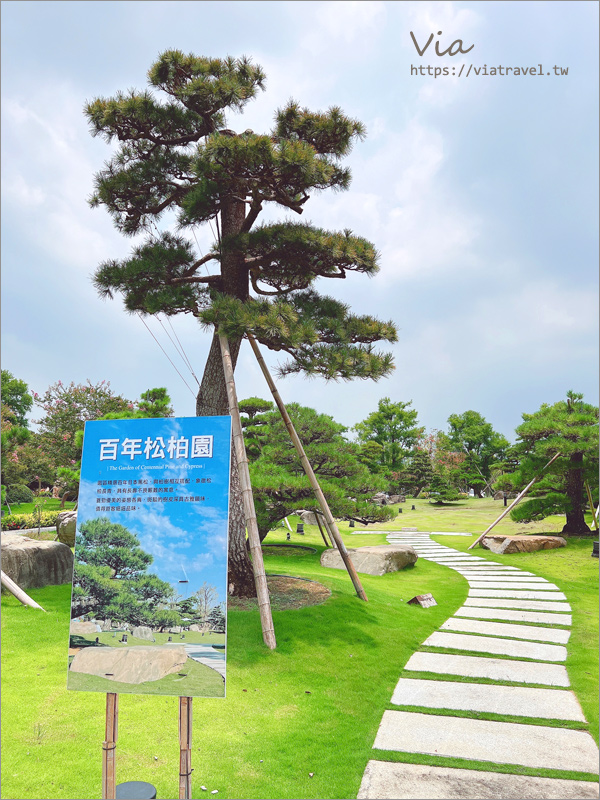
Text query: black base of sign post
116 781 157 799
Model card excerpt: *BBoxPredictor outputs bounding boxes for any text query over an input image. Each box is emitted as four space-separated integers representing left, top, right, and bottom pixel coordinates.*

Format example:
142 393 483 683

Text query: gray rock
320 545 417 576
69 645 187 684
56 510 77 547
297 510 318 525
71 620 101 635
132 625 155 642
1 533 73 589
481 534 567 554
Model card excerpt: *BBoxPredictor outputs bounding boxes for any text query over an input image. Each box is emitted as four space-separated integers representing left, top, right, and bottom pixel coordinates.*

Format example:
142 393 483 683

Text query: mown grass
1 547 468 800
1 499 77 516
2 505 598 799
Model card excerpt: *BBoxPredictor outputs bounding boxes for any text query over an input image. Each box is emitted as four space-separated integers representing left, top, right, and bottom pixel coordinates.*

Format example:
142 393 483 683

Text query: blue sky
1 1 598 441
77 416 231 602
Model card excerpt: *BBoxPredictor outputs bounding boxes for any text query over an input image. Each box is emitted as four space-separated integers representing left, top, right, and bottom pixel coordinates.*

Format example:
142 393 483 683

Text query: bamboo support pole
585 482 598 530
314 512 331 547
102 693 118 800
1 571 45 610
316 510 337 548
468 452 561 550
179 696 193 800
247 333 368 602
219 333 276 649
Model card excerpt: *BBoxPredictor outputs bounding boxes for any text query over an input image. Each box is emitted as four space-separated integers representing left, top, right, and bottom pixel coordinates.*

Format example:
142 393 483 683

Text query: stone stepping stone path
358 531 599 799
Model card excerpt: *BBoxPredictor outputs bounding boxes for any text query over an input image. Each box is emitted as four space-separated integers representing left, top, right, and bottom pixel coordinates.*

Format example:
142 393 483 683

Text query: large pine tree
86 51 397 595
503 391 599 534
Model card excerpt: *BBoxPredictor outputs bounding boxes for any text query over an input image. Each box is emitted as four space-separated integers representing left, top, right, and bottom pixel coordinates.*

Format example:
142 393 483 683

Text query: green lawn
1 501 598 799
2 499 77 516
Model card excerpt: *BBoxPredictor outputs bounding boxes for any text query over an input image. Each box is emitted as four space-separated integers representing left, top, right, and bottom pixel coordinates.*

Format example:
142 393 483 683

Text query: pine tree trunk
562 452 592 535
195 196 257 597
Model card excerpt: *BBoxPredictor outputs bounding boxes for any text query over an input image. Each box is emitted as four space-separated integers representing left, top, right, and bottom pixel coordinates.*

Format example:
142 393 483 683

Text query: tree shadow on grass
69 634 108 649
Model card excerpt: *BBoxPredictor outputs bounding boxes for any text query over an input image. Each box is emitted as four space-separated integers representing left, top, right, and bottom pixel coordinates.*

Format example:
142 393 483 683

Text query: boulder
298 510 318 525
480 535 567 554
321 544 417 576
132 625 155 642
69 645 187 684
1 533 74 589
71 620 101 635
371 493 388 506
56 511 77 548
388 495 403 504
168 626 182 634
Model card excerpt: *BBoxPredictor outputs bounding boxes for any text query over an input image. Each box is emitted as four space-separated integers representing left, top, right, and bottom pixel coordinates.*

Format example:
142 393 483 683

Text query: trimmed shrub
1 512 61 530
6 484 34 505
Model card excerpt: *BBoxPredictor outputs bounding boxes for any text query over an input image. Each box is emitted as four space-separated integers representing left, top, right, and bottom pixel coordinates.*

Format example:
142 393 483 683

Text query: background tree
444 410 509 496
86 50 398 596
353 398 423 477
241 399 395 540
1 370 33 427
136 387 174 418
55 386 174 501
500 391 599 534
392 448 434 498
208 603 226 634
428 468 462 505
34 380 133 469
72 516 179 627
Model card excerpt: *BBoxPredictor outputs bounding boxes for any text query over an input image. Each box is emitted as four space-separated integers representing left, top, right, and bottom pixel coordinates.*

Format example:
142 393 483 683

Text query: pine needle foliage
499 391 599 534
86 50 397 381
240 400 395 539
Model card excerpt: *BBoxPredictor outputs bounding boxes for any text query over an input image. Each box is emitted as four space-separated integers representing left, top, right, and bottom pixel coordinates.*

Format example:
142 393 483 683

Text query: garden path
358 532 600 799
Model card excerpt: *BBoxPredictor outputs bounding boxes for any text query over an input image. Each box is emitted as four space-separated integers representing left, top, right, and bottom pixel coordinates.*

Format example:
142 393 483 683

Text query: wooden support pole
247 334 368 602
314 511 331 547
219 333 277 650
1 571 45 610
315 510 336 548
468 452 561 550
102 693 118 800
585 482 598 530
179 696 193 800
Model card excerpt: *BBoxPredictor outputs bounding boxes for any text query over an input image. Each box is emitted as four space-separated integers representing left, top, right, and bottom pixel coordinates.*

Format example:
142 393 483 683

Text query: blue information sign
67 416 231 698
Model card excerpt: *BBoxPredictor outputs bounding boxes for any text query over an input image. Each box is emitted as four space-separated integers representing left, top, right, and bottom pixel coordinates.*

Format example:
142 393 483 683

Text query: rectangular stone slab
468 581 560 591
358 761 600 799
403 651 570 686
372 710 599 773
427 556 486 561
460 575 545 582
455 606 572 625
469 589 567 600
423 631 567 661
452 565 522 570
464 597 571 612
454 570 535 576
440 617 570 643
390 677 586 720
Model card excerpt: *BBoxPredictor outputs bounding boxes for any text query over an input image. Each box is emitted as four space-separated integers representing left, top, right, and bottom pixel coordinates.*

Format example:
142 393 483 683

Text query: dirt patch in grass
228 576 331 611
